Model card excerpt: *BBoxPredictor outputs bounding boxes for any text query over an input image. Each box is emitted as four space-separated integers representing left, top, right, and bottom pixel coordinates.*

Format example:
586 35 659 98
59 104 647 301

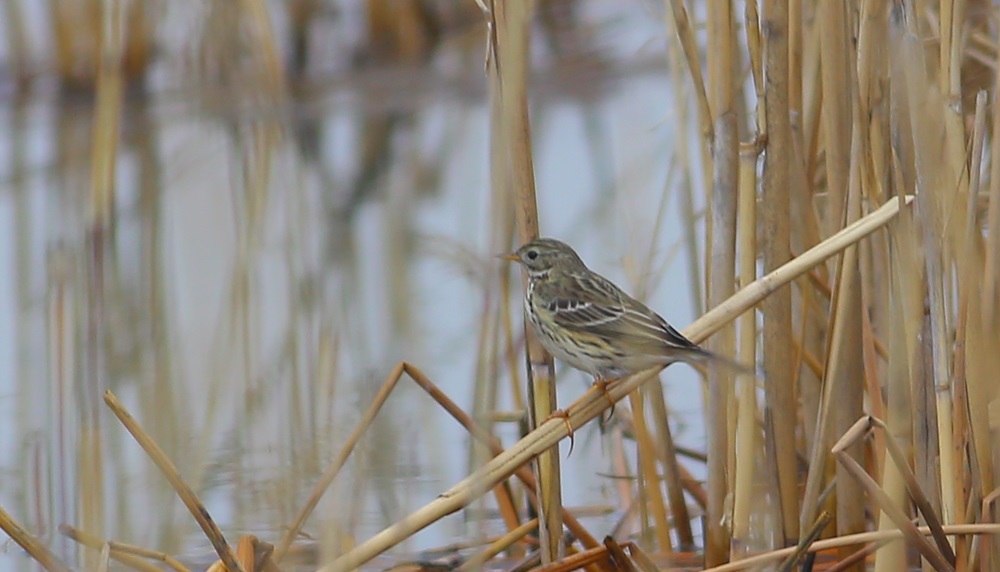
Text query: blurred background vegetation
0 1 712 569
3 1 1000 571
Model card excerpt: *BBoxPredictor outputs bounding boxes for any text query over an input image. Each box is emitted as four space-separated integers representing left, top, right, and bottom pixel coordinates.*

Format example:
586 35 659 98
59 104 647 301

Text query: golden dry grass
2 1 1000 572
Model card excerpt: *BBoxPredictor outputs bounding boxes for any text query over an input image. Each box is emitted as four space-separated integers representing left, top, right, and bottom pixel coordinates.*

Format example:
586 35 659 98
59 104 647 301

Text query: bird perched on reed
503 237 749 393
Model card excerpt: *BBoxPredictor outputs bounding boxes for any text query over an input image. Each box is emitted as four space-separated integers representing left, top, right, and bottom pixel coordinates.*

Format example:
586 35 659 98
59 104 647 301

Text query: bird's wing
616 293 699 351
541 271 698 353
540 272 625 328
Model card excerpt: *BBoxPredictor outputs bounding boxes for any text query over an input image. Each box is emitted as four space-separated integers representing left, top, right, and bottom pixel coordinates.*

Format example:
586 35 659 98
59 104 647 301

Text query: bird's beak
499 253 522 263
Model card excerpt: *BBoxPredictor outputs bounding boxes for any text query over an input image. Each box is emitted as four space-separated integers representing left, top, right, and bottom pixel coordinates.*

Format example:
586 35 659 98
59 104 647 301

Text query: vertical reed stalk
704 0 738 565
646 388 693 549
831 129 866 570
2 0 29 85
628 390 672 552
80 1 125 567
760 0 800 545
731 144 760 557
489 0 562 562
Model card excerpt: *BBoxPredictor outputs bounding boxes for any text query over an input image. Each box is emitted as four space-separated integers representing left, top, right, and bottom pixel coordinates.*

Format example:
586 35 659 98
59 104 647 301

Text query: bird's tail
684 347 761 379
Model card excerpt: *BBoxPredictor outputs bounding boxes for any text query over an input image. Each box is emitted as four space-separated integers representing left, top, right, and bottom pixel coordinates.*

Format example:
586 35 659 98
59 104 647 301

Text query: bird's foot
593 378 618 418
546 409 575 456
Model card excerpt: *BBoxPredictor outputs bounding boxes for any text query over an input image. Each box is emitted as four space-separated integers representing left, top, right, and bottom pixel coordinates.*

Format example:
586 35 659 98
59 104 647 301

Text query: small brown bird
504 237 748 388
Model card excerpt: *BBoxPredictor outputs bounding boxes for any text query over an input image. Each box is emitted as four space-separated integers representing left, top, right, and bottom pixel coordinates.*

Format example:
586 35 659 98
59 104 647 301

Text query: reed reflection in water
0 2 715 568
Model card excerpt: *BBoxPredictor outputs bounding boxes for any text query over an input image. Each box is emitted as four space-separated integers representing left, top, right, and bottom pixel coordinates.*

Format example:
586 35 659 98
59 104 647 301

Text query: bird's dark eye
526 250 538 260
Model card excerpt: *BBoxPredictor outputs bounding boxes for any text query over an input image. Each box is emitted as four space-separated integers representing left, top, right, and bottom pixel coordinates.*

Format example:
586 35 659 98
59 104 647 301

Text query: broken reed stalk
602 537 638 572
488 0 562 563
401 363 599 552
102 391 245 572
777 511 830 572
0 504 72 572
273 362 405 560
107 540 192 572
272 360 543 564
59 525 187 572
322 196 910 572
528 542 614 572
831 416 955 571
456 518 538 572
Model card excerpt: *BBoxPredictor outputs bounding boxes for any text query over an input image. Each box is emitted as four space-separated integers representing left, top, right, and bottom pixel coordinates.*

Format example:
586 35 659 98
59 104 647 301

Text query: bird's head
502 238 586 277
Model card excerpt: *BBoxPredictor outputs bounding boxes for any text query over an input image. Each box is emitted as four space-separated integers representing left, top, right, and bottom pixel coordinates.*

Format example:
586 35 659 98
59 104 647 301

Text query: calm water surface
0 3 713 568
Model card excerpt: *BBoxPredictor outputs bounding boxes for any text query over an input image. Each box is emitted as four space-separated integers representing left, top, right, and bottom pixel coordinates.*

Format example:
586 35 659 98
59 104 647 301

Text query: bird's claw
594 378 618 418
547 409 575 456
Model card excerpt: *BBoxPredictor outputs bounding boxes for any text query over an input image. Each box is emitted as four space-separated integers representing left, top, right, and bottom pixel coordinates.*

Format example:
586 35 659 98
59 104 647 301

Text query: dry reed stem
832 417 955 571
645 386 693 548
760 0 799 543
236 536 256 572
664 0 714 146
951 88 989 571
0 504 72 572
875 153 924 572
88 0 122 226
818 0 853 223
456 518 538 572
831 122 866 565
274 362 405 560
896 0 953 532
401 364 600 552
662 14 705 316
3 0 29 85
103 391 245 572
686 195 911 343
702 524 1000 572
608 427 636 535
987 27 1000 321
869 416 955 562
980 486 1000 568
730 144 760 556
231 535 276 572
488 0 562 561
529 543 613 572
475 307 524 541
704 0 738 564
621 541 659 572
606 408 710 510
627 390 672 552
777 510 830 572
825 540 888 572
79 3 125 565
107 540 192 572
59 525 172 572
601 538 636 572
322 196 910 572
97 543 111 572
